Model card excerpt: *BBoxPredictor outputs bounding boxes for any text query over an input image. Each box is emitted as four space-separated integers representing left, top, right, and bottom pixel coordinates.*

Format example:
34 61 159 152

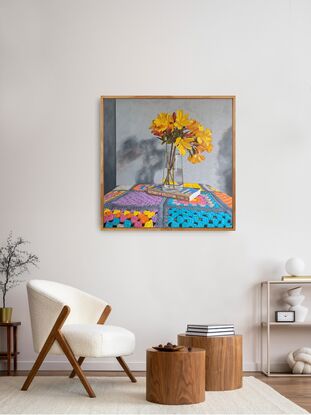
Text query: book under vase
147 186 201 202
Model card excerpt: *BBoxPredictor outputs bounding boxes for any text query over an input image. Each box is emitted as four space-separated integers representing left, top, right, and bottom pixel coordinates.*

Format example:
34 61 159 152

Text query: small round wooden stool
178 334 242 391
146 347 205 405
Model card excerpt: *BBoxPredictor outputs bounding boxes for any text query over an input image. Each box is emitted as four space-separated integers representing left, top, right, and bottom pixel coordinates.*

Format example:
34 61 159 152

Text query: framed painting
100 96 235 231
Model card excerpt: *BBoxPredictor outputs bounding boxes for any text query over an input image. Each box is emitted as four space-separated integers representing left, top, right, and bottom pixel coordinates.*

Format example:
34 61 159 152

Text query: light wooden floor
1 371 310 412
251 372 311 413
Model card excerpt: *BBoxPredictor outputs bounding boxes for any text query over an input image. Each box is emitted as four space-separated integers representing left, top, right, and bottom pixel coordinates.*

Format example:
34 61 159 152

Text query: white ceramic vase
284 286 308 322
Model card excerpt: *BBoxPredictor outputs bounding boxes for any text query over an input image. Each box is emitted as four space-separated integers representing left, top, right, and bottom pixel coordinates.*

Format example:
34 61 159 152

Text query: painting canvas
100 96 235 230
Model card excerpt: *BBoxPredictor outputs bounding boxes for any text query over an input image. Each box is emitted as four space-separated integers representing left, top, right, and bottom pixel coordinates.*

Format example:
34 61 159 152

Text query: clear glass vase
162 144 184 190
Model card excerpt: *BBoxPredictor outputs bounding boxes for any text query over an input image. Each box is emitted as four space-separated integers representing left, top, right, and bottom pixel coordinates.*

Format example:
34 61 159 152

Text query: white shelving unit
261 280 311 377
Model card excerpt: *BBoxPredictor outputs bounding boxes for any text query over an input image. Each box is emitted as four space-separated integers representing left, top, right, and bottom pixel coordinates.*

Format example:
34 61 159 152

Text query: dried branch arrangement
0 233 39 308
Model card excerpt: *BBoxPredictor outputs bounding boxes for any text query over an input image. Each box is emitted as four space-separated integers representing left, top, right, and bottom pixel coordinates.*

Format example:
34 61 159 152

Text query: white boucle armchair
22 280 136 397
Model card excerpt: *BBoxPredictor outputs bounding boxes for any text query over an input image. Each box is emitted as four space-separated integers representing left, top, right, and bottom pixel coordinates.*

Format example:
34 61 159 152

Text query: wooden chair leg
21 306 70 392
56 332 96 398
21 334 54 391
116 356 137 383
69 356 85 378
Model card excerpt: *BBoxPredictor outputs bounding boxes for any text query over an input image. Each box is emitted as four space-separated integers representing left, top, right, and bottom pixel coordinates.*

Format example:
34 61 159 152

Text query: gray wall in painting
114 99 233 195
104 99 116 193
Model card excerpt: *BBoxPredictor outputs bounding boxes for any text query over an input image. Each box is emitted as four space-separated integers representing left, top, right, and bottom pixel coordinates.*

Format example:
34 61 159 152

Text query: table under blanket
103 183 233 229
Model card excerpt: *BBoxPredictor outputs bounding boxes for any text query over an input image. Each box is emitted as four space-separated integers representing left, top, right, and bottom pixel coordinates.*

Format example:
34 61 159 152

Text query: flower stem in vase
163 144 183 190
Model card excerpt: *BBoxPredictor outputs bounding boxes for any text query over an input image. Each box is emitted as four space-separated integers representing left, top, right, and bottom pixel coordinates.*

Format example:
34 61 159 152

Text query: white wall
1 0 311 372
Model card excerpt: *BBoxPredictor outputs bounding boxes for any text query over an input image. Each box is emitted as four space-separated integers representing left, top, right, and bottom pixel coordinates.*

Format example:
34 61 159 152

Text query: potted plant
0 233 39 323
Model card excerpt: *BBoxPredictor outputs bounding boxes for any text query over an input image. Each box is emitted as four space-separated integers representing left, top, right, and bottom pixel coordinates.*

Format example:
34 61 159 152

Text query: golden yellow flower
175 137 193 156
188 153 205 164
149 109 213 166
187 119 204 134
196 140 212 151
150 112 173 133
196 127 212 140
174 110 190 130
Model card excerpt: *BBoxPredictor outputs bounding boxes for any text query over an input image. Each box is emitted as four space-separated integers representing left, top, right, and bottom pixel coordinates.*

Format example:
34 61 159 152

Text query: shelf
262 280 311 285
0 352 19 358
262 322 311 326
261 281 311 377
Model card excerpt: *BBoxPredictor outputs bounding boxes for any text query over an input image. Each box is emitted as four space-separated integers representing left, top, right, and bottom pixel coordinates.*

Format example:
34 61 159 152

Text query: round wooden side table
146 347 205 405
178 334 242 391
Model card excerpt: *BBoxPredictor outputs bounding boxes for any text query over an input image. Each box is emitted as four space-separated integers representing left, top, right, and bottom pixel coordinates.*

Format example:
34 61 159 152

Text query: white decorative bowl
288 286 303 296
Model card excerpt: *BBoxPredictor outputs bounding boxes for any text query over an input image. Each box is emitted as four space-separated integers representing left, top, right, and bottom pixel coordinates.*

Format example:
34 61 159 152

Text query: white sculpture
283 286 308 322
285 257 305 276
287 347 311 374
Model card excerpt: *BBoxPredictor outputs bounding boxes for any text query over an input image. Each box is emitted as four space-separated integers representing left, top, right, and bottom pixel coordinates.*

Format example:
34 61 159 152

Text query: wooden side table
178 334 242 391
146 347 205 405
0 322 21 375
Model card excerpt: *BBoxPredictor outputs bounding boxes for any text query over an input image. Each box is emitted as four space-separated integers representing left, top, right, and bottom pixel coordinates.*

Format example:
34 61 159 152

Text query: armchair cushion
51 324 135 358
27 280 109 353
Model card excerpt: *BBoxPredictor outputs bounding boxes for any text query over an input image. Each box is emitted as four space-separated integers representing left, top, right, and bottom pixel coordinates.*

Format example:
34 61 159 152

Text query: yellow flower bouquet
149 110 213 189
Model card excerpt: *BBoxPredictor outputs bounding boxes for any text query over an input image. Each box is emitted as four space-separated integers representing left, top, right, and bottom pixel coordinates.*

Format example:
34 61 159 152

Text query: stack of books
282 275 311 282
186 324 235 337
146 185 201 201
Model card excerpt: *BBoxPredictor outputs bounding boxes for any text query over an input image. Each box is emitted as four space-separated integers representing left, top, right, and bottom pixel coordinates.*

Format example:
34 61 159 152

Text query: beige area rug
0 376 307 414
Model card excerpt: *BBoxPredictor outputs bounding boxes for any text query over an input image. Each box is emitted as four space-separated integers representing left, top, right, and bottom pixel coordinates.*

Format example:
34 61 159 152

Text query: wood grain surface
146 347 205 405
178 334 242 391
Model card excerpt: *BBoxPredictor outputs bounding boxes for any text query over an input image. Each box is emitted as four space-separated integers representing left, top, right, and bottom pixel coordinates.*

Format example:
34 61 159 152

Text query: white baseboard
17 360 262 372
246 362 291 373
244 362 259 371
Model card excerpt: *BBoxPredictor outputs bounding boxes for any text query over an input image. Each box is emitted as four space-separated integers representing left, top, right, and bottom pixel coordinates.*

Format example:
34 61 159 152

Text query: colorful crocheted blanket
103 183 233 229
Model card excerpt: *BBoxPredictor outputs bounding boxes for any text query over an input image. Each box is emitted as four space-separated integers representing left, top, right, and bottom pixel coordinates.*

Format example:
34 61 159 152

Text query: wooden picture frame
100 96 236 231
